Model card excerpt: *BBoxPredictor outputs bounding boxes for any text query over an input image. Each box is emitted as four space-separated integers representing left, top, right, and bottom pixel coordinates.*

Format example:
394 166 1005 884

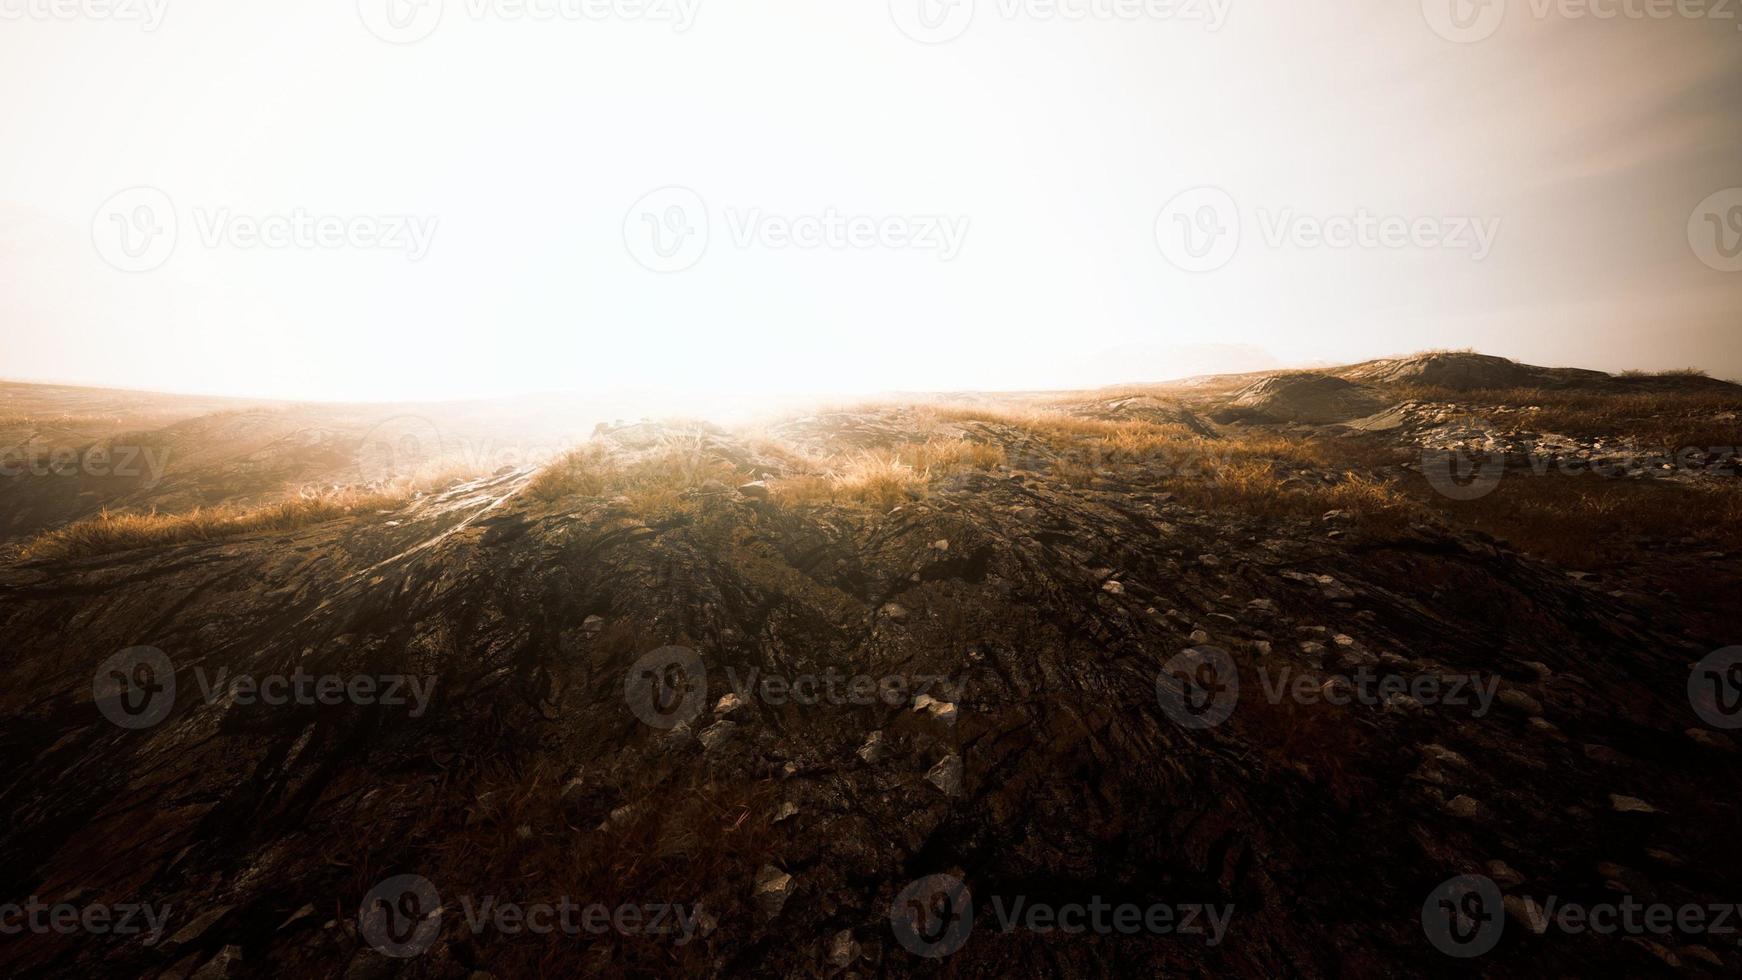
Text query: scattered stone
1486 859 1523 886
773 801 798 824
1498 689 1544 716
828 928 862 968
1246 598 1278 614
931 539 949 551
277 904 316 932
1610 794 1659 814
190 946 243 980
926 754 964 796
1503 895 1548 935
168 905 233 947
737 481 771 500
857 732 890 765
1422 744 1469 768
1102 580 1125 595
753 865 795 919
1686 728 1737 753
880 603 909 623
1252 640 1273 656
1444 795 1481 819
580 614 604 635
698 720 737 752
1189 629 1211 645
1332 633 1357 648
715 693 747 717
1299 641 1327 657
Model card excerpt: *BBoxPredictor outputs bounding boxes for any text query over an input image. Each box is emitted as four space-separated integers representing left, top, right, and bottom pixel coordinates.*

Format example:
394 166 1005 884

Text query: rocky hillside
1 355 1739 978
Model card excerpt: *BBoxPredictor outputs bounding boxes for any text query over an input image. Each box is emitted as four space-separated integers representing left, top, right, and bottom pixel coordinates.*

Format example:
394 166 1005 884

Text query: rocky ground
1 353 1740 978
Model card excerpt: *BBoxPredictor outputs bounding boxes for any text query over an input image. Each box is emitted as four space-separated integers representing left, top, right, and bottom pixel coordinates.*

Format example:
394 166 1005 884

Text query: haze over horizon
3 2 1739 401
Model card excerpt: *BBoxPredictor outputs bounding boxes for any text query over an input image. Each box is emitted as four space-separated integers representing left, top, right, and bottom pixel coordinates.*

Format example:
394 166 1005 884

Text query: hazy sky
1 1 1738 401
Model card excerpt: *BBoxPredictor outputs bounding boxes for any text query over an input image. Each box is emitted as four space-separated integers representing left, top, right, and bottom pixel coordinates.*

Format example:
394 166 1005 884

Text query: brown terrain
1 351 1740 977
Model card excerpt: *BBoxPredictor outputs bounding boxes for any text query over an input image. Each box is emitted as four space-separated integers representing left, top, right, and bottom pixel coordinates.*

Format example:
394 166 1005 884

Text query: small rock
1444 795 1481 819
1102 580 1125 595
828 928 862 968
1686 728 1737 753
926 754 964 796
738 481 771 500
715 693 748 717
1422 744 1469 768
1610 794 1659 814
857 732 890 765
1504 895 1548 935
581 614 604 635
880 603 909 623
1582 743 1624 765
1246 598 1278 614
753 865 795 919
1519 660 1553 681
190 946 243 980
699 720 737 751
1252 640 1273 656
1497 689 1543 716
931 539 949 551
772 801 798 824
1189 629 1211 645
168 905 234 947
1486 859 1524 886
1332 633 1357 648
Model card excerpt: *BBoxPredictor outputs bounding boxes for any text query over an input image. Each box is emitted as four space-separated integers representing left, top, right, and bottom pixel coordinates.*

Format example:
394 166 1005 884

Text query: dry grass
528 436 753 515
769 437 1007 509
19 488 411 562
